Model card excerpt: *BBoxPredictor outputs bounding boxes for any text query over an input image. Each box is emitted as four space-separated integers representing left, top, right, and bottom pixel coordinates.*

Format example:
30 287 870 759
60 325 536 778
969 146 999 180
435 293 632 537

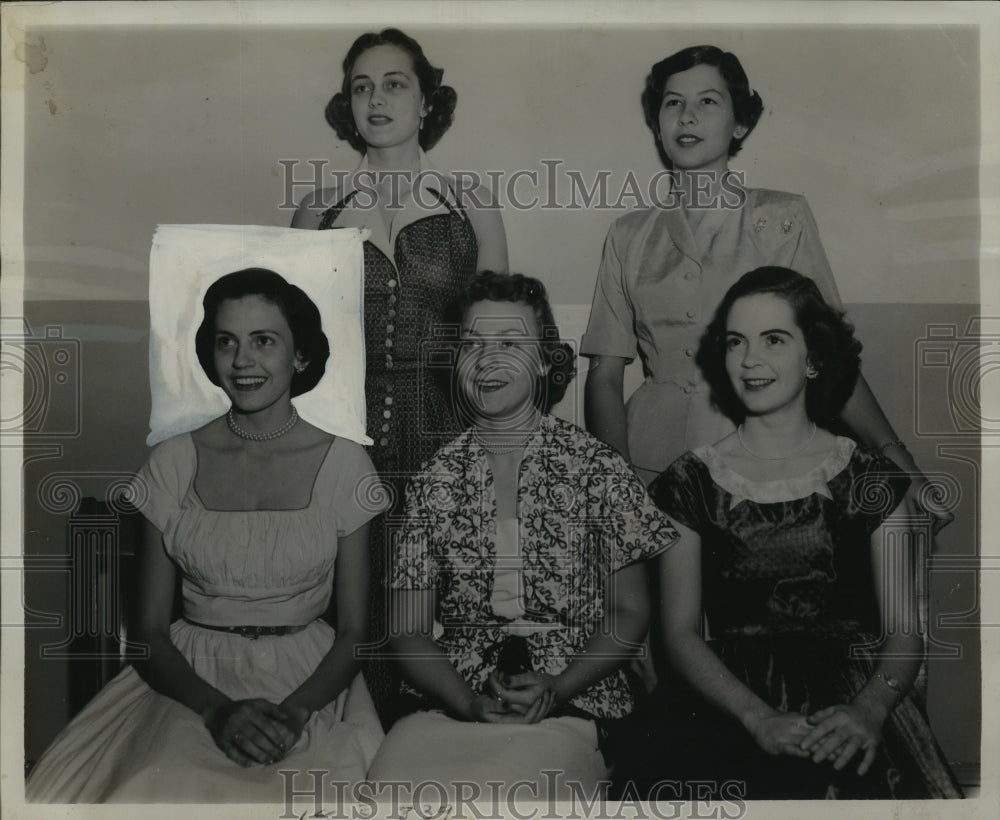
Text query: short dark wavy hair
641 45 764 169
697 267 862 425
444 271 576 416
325 28 457 153
195 268 330 398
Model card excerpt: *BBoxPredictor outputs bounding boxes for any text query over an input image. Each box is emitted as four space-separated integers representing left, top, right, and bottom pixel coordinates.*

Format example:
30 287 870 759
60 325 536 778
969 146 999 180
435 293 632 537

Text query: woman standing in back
292 29 507 716
581 45 943 532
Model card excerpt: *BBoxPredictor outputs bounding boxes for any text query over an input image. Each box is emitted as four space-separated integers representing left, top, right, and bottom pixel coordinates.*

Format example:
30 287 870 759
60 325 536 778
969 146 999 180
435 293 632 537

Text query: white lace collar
693 436 857 509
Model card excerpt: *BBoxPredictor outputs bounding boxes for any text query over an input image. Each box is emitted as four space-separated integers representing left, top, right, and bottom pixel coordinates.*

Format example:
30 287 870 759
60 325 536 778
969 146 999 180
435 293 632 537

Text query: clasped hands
204 698 312 767
748 701 884 776
468 670 559 724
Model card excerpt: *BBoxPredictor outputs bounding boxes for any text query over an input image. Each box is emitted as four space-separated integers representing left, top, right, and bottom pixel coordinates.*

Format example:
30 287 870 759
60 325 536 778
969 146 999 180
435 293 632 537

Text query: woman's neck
669 166 730 209
365 142 421 175
228 400 297 439
472 409 542 456
738 410 817 460
474 408 543 437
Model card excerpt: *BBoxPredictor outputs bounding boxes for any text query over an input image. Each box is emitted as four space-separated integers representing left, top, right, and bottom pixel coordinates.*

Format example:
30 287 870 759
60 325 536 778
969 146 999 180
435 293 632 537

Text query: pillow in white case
146 223 370 446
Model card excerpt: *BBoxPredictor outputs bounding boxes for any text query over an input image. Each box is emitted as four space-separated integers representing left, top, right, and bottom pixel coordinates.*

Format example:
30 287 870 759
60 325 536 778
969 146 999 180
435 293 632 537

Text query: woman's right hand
203 699 299 766
744 710 813 758
466 690 555 725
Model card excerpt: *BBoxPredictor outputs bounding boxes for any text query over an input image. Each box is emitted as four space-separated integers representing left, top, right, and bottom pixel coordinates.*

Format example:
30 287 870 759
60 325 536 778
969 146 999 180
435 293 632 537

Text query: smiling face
456 300 550 428
213 295 304 418
725 293 812 420
349 44 427 152
658 63 747 174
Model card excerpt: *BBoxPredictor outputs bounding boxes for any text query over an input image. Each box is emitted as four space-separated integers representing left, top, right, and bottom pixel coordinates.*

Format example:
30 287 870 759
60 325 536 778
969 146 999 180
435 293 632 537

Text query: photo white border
2 1 997 818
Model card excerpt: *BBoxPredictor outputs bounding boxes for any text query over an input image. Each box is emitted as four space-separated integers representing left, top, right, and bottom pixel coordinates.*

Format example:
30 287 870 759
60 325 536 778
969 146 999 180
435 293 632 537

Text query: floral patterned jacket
390 414 678 718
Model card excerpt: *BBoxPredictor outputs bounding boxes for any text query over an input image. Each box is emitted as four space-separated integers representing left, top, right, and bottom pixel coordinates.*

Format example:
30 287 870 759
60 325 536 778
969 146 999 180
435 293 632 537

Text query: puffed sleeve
580 218 639 360
328 439 389 536
791 197 843 310
389 470 438 590
127 435 195 533
844 448 912 534
599 448 680 573
647 453 708 534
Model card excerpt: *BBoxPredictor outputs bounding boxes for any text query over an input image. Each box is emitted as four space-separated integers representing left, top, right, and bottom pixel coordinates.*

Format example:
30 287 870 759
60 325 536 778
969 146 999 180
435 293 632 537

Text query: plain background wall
12 18 982 781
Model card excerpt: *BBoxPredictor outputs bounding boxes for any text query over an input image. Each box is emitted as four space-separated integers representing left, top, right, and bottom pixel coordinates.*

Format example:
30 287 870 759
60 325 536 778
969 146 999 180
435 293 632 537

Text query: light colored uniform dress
581 188 843 484
26 434 386 803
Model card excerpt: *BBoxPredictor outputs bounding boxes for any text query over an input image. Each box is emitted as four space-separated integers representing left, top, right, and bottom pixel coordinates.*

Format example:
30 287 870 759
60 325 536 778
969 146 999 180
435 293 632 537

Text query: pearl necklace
737 422 817 461
227 406 299 441
472 428 533 455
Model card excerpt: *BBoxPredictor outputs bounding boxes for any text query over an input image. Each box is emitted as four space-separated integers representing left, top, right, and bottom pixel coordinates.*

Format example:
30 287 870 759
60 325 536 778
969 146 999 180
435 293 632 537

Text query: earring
419 116 425 131
806 364 819 379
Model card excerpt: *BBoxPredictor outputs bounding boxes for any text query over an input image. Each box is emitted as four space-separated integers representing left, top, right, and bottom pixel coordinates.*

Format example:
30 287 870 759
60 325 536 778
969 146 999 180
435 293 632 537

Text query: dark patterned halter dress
319 185 478 721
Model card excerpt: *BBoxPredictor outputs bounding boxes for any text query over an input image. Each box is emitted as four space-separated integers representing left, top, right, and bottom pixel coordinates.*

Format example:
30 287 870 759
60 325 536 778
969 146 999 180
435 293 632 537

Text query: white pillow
147 224 371 446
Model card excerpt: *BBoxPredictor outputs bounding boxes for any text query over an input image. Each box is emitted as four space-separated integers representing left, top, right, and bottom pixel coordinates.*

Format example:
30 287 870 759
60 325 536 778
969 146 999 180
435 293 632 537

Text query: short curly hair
444 271 576 417
641 45 764 169
195 268 330 398
696 267 862 425
325 28 457 153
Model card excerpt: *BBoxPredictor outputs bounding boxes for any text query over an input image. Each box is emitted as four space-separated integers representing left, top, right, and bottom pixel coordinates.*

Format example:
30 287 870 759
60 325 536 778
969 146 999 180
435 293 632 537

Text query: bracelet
877 439 908 454
872 672 905 695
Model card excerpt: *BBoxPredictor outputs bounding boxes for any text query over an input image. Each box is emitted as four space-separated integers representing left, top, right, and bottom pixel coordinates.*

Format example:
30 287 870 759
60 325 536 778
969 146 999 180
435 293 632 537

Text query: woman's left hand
273 701 312 756
801 703 884 775
487 671 559 720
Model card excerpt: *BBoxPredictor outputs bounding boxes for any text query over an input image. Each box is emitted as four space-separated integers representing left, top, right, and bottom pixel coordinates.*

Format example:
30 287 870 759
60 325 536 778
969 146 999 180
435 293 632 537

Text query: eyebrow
462 326 532 337
725 328 794 337
215 328 282 336
352 71 410 82
663 88 725 97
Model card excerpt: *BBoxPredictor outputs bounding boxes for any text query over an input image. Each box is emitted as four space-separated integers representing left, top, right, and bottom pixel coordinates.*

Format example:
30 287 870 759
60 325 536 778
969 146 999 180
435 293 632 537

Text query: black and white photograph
1 1 995 817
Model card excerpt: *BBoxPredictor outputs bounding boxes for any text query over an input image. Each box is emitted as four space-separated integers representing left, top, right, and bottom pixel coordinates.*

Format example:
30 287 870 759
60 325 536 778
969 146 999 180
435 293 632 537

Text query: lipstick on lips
475 376 508 393
232 376 267 391
742 377 774 391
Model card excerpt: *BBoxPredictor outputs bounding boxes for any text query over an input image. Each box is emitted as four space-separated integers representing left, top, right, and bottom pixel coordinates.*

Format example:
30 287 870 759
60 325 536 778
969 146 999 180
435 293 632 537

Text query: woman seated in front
615 266 962 799
26 268 386 802
366 271 678 802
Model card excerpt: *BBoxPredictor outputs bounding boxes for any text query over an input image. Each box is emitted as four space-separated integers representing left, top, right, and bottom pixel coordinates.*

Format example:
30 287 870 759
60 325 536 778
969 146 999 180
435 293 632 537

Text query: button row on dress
380 279 399 446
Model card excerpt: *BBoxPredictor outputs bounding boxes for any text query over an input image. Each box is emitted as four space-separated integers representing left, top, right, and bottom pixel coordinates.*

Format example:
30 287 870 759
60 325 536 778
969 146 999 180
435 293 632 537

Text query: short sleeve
580 219 639 360
389 472 437 590
648 453 709 534
128 434 195 532
326 439 389 536
598 449 680 574
843 448 911 534
791 198 843 310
